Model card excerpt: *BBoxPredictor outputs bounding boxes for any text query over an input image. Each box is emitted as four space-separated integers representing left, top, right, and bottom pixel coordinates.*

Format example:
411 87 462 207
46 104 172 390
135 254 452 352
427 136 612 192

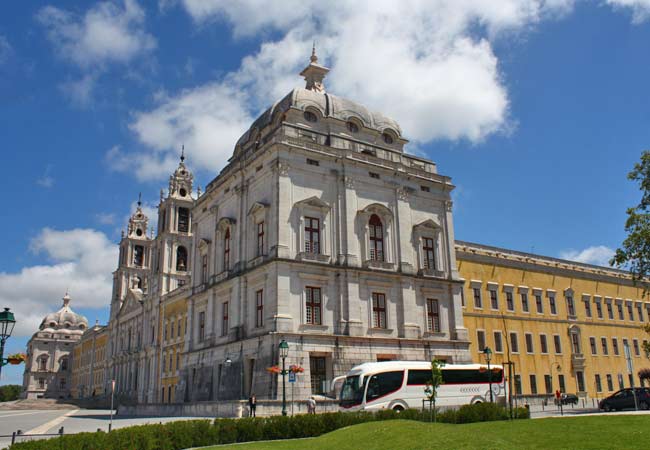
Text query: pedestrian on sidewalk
307 396 316 414
248 394 257 417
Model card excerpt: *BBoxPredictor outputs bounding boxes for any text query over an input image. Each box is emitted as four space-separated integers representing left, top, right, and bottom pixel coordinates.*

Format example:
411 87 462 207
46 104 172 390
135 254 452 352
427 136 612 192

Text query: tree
639 368 650 387
0 385 22 402
424 359 445 422
611 150 650 356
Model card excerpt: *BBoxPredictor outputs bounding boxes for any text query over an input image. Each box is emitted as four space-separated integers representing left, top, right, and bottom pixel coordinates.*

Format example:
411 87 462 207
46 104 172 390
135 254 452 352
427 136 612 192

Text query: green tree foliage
0 384 22 402
612 151 650 357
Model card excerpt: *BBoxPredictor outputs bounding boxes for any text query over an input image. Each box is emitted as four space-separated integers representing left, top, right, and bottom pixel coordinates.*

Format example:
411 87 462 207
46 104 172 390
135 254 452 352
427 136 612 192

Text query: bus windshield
339 375 367 407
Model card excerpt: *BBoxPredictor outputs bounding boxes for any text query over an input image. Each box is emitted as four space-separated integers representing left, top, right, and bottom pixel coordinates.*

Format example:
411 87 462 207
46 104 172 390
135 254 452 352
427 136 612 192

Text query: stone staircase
0 399 78 410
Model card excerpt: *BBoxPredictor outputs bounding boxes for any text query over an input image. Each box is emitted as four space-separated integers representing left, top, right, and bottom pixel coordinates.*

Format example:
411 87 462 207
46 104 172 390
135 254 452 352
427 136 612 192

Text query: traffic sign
289 371 296 383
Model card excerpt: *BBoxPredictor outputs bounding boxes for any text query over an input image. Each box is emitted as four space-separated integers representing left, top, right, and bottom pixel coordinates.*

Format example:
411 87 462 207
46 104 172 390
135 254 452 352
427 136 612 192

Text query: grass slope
205 415 650 450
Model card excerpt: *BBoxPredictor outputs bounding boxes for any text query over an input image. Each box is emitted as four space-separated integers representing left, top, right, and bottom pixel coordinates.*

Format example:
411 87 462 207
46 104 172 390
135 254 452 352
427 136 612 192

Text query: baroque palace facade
22 51 650 406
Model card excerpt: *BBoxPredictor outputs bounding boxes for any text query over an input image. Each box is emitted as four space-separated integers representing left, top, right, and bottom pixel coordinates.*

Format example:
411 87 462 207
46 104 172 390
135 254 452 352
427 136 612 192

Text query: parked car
599 388 650 412
560 393 579 405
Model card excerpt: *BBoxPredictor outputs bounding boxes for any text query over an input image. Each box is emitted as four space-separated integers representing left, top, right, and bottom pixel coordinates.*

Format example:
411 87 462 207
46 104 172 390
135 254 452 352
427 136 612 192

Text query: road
0 409 213 449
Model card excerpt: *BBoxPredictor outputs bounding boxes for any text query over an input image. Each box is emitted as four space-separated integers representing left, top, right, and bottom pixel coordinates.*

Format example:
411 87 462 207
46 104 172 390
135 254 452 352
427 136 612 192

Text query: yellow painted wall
458 252 650 400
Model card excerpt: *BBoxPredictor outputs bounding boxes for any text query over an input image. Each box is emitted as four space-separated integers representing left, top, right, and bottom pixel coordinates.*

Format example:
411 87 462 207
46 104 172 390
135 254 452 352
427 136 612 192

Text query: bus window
443 369 503 384
340 375 366 407
366 370 404 401
407 369 431 385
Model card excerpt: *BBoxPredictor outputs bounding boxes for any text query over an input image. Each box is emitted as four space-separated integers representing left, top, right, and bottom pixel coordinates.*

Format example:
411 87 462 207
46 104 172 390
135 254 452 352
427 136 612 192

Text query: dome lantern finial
300 42 329 93
62 290 71 307
180 144 185 162
137 192 142 208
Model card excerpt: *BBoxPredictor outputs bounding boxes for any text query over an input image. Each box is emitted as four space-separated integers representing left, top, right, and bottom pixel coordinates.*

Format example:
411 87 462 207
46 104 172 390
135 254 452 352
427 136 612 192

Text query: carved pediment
358 202 392 218
119 289 144 316
216 217 236 231
248 201 269 217
413 218 441 231
295 196 330 210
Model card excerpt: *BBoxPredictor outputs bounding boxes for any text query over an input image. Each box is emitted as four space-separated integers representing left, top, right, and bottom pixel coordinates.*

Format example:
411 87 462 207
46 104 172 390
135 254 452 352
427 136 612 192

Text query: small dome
38 293 89 332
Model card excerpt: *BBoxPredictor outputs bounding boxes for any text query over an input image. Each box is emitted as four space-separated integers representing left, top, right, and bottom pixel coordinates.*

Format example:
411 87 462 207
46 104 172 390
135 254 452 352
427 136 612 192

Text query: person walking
248 393 257 417
307 396 316 414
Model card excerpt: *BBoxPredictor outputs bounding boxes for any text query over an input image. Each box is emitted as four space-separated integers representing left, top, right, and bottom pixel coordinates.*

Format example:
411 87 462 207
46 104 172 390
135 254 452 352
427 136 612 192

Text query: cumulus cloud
0 228 118 337
36 0 155 103
607 0 650 23
559 245 615 267
122 0 578 180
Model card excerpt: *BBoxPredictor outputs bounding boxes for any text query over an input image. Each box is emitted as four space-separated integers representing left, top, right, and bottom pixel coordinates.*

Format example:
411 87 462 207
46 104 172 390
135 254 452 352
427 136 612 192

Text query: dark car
599 388 650 412
560 393 579 405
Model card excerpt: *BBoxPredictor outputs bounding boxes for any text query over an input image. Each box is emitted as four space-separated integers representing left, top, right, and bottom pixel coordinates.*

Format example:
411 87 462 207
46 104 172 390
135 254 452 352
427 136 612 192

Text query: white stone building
22 293 88 399
181 50 471 402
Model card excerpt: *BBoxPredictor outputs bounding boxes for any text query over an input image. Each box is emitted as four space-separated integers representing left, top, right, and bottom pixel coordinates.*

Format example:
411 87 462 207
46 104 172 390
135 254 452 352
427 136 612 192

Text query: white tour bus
339 361 505 411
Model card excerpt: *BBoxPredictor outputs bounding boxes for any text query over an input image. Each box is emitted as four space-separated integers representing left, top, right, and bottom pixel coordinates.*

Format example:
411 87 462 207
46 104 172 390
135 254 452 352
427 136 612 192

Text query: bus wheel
392 405 404 413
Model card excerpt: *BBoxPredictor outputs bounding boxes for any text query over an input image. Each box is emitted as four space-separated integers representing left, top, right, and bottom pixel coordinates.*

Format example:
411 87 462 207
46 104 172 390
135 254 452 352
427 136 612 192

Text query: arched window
369 214 384 261
39 356 48 371
178 207 190 233
176 246 188 271
223 228 230 270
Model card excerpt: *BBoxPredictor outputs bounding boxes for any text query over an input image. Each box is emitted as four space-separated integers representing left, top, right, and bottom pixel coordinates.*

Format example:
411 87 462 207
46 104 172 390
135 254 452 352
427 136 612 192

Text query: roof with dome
39 293 89 335
235 46 402 149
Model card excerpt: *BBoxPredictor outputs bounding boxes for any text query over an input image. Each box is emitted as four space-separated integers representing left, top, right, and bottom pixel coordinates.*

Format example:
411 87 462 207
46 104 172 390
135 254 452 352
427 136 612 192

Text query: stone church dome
39 293 89 334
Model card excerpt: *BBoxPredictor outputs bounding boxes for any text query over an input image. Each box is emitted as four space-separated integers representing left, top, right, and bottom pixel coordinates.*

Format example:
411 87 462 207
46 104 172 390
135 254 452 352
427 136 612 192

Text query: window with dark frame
617 302 624 320
422 237 436 270
607 302 614 319
590 337 597 355
305 217 320 254
607 374 614 391
602 337 609 355
584 299 592 318
540 334 548 354
530 374 538 395
506 291 514 311
372 292 387 328
637 303 644 322
473 288 482 308
549 295 557 315
257 222 265 256
198 311 205 342
306 158 319 166
566 295 575 316
178 207 190 233
544 375 552 394
369 214 384 261
426 298 440 332
633 339 640 356
494 331 503 353
306 287 322 325
510 332 519 353
627 303 634 321
256 290 264 328
514 375 522 395
535 294 543 313
223 228 230 270
596 300 603 318
525 333 534 353
571 333 581 354
477 330 486 352
133 245 144 267
201 254 208 284
489 290 498 310
612 338 619 355
595 374 602 392
222 302 229 336
521 292 529 312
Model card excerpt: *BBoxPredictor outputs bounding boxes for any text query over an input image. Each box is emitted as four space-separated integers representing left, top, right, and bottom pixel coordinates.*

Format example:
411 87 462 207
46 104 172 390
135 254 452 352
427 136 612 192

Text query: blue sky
1 0 650 385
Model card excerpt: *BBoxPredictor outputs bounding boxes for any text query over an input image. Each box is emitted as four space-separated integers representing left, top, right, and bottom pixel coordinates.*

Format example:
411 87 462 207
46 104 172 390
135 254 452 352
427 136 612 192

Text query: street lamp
279 340 289 416
0 308 16 379
483 346 493 403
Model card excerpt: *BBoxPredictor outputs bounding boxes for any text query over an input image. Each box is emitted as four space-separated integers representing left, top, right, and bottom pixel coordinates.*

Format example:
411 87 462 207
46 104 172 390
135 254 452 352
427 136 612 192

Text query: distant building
22 293 88 399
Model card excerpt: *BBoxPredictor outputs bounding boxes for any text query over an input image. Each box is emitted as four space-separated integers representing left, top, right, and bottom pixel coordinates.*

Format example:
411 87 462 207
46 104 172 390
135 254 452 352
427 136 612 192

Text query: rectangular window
304 217 320 254
576 371 585 392
566 296 575 317
477 330 486 352
369 172 380 179
554 335 562 354
525 333 534 354
606 374 614 391
372 293 387 329
420 185 430 192
617 302 624 320
489 290 499 310
595 374 602 392
198 311 205 343
223 229 230 270
634 339 641 356
369 216 384 261
178 207 190 233
540 334 548 354
306 287 322 325
571 333 581 354
514 375 522 395
529 374 538 395
612 338 619 356
170 320 174 339
506 291 514 311
623 338 629 356
426 298 440 332
310 356 327 395
39 378 45 389
535 294 543 314
637 304 644 322
544 375 553 394
201 254 208 284
257 221 265 256
222 302 229 336
626 303 634 321
558 374 566 393
256 290 264 328
422 238 436 270
521 293 529 312
584 299 592 318
494 331 503 353
510 332 519 353
306 158 319 166
460 287 466 307
601 337 609 355
607 301 614 319
590 337 597 355
596 300 603 318
177 320 181 338
618 373 624 390
549 295 557 315
133 245 144 267
473 288 482 309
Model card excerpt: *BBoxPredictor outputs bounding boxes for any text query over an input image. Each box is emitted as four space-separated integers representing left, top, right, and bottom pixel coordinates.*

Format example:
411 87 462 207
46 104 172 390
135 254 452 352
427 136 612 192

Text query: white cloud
0 35 12 64
36 165 54 188
559 245 615 267
607 0 650 23
59 73 98 106
0 228 117 337
123 0 578 180
95 212 117 225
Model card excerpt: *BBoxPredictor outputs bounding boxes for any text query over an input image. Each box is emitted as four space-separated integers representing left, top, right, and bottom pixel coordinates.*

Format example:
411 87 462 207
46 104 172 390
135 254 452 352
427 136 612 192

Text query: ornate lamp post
279 340 289 416
483 346 493 403
0 308 16 379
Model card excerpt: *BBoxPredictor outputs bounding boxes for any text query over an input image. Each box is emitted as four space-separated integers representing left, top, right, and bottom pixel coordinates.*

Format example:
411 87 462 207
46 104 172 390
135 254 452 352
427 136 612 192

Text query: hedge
9 403 529 450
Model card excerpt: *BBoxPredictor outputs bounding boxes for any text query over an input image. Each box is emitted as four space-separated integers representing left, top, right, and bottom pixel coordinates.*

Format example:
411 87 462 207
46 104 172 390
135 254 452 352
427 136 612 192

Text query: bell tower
150 148 195 296
110 195 154 320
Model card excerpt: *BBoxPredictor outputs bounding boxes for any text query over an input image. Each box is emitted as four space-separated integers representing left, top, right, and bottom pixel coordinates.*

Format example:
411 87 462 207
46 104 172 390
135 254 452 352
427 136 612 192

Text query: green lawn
203 415 650 450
